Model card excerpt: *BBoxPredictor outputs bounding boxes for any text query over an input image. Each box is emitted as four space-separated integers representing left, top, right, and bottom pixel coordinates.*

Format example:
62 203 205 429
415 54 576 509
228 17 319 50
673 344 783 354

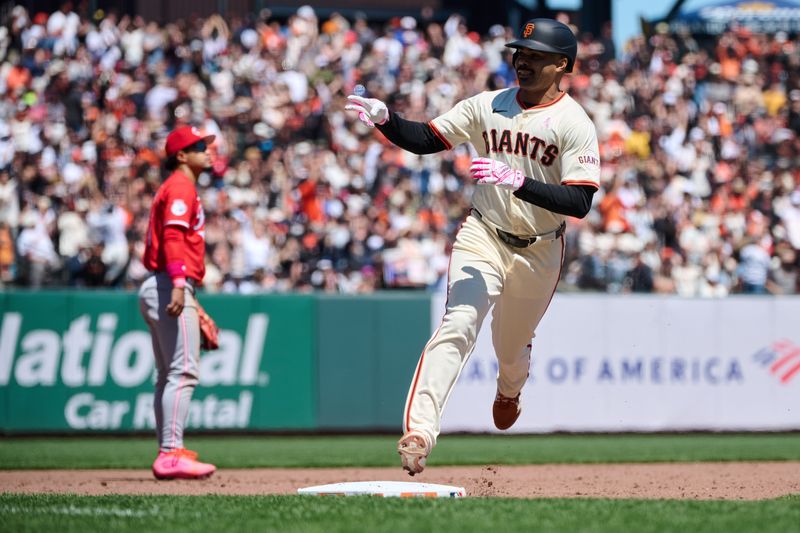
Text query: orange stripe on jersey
428 121 453 150
516 90 566 110
562 180 600 189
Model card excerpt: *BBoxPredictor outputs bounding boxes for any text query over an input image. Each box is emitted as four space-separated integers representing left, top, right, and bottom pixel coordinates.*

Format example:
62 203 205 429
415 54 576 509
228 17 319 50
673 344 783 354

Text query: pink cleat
152 449 216 480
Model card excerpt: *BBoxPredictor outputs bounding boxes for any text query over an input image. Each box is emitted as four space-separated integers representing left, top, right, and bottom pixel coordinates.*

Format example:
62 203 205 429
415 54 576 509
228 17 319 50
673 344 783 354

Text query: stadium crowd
0 3 798 295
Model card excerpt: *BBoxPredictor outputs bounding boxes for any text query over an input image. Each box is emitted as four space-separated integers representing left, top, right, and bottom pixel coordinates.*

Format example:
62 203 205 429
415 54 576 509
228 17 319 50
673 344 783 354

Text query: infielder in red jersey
138 126 216 480
346 19 600 475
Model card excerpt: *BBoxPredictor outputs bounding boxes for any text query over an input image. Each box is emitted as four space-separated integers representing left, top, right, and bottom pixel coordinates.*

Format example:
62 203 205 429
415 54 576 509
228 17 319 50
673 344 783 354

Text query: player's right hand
345 95 389 128
166 286 185 317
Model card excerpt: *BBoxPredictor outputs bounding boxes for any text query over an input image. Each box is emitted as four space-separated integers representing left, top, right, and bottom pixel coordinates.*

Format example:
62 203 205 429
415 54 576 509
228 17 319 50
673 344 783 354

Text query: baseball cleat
152 448 216 480
397 430 432 476
492 391 521 430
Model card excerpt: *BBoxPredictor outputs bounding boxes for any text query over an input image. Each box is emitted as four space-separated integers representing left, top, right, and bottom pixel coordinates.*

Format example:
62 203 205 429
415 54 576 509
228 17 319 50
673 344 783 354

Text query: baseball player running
346 19 600 475
138 126 216 479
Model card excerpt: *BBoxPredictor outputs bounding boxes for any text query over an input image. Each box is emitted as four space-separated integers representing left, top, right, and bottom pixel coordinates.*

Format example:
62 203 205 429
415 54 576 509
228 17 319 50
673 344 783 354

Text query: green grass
1 494 799 533
1 434 799 469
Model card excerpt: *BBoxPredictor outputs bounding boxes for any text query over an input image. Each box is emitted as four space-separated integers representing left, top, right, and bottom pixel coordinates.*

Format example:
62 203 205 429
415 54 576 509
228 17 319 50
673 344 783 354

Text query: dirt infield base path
3 462 800 500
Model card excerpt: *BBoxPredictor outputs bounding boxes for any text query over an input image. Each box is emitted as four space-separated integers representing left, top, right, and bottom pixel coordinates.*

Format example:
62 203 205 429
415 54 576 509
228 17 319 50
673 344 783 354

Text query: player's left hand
469 158 526 191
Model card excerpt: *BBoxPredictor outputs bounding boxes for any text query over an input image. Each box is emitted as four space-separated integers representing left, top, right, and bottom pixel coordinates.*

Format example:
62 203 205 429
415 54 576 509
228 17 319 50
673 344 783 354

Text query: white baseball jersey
430 88 601 236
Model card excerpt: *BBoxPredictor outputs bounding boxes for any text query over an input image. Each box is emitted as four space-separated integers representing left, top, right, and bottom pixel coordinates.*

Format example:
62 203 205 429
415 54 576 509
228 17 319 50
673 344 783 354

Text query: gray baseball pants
138 273 200 452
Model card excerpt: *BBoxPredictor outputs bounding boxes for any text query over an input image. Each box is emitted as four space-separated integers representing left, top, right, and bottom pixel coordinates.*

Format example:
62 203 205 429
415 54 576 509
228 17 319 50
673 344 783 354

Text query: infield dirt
2 462 799 500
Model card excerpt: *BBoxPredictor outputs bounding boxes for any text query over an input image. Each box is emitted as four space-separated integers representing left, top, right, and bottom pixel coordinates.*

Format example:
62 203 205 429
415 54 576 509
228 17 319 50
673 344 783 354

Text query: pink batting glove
358 112 375 128
469 157 526 191
345 95 389 128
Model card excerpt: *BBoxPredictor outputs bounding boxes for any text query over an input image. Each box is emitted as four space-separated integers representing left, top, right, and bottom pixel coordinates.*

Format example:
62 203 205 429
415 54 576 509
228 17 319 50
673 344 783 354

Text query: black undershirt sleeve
375 111 594 218
513 179 597 219
375 112 448 155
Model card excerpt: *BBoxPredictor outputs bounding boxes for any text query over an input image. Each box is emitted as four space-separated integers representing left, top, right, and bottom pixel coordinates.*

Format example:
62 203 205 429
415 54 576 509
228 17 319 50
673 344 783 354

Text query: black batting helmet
505 18 577 73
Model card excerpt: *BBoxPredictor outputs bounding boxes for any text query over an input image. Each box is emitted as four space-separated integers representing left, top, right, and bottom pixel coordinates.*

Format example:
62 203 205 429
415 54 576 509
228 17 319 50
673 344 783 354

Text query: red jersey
143 170 206 282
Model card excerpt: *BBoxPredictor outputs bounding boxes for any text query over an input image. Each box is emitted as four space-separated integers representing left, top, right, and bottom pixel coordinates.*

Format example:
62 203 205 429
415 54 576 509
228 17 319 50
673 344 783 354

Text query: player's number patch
171 199 188 216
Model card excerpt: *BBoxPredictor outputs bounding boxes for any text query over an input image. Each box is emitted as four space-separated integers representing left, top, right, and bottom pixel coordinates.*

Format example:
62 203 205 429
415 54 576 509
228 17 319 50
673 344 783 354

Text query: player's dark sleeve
375 112 448 154
513 179 597 218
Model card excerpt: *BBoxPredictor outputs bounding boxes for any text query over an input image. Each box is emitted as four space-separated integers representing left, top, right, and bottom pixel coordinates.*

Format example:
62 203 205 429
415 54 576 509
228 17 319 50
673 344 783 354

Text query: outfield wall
2 291 799 433
0 291 428 434
438 294 800 433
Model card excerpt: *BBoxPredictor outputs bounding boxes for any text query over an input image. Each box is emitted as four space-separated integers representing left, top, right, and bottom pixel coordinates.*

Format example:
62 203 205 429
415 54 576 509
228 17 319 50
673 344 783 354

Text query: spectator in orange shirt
598 180 630 234
297 177 324 223
0 222 14 286
6 61 31 92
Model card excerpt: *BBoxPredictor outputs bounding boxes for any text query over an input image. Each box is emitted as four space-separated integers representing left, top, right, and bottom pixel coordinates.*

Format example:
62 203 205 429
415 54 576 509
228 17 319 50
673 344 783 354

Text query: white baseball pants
402 213 564 445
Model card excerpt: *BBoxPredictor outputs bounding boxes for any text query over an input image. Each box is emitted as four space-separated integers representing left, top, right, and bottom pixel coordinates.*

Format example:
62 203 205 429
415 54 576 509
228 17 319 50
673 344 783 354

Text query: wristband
172 277 187 288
